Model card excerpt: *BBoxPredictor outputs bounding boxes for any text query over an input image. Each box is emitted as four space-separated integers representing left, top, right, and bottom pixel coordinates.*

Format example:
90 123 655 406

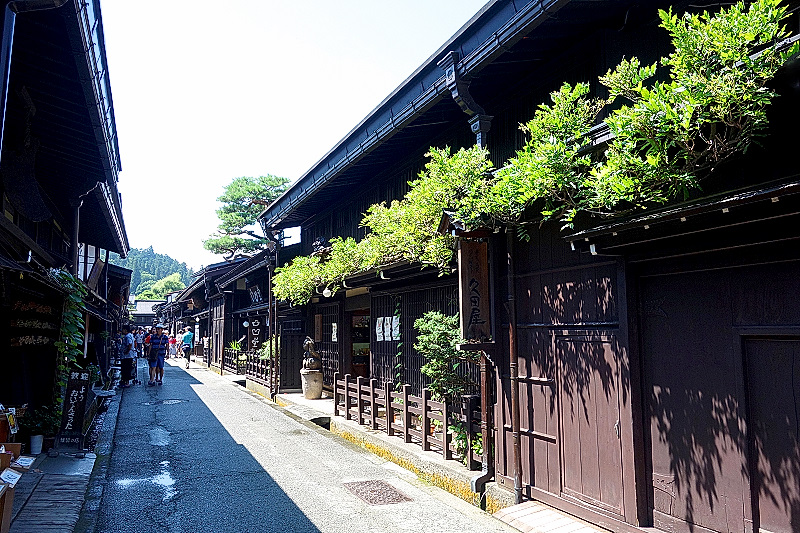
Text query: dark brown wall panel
640 259 800 533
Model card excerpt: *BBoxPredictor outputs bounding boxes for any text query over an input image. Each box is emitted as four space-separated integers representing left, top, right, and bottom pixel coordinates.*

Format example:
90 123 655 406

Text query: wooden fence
244 350 272 385
222 348 240 374
333 372 482 469
222 348 274 387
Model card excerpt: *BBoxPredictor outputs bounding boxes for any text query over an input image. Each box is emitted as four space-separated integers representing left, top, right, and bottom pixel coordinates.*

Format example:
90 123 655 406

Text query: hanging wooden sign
458 239 491 342
314 314 323 342
248 317 265 351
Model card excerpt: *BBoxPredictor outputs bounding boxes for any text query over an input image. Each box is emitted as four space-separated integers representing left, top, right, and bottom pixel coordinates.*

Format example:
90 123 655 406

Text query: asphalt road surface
89 358 515 533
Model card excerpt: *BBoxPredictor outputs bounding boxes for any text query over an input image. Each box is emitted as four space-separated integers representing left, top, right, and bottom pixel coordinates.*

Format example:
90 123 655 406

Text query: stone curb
74 385 123 533
273 394 515 514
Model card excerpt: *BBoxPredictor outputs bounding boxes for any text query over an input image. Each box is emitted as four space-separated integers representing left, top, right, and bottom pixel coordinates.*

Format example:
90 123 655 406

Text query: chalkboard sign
57 370 90 451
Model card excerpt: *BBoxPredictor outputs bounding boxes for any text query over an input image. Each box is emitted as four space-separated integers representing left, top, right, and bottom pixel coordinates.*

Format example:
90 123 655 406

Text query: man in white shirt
134 328 145 358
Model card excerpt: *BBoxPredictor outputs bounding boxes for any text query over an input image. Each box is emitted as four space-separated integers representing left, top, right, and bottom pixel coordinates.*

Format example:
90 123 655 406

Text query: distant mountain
108 246 194 296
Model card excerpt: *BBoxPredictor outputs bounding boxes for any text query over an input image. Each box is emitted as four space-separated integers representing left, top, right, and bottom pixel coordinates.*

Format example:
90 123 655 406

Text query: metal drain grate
343 480 412 505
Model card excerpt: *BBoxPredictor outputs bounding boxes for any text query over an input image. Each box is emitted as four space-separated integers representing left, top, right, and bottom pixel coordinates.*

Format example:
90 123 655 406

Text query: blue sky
101 1 488 270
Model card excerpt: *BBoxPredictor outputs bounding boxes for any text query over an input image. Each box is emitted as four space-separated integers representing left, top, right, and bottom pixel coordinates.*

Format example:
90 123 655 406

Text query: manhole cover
142 399 187 406
343 480 411 505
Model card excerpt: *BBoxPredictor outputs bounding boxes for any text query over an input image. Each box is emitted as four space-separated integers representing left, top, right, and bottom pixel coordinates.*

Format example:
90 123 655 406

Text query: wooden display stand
0 443 25 533
0 484 11 533
0 445 20 462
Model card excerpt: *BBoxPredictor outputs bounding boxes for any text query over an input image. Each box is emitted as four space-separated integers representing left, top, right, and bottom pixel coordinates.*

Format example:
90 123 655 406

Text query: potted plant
21 405 61 454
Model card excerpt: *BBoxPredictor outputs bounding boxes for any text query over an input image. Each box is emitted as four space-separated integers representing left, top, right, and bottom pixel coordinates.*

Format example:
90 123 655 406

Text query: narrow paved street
89 359 514 533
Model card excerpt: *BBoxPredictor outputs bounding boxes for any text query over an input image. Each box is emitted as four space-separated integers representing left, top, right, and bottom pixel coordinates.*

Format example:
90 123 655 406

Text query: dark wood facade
0 0 129 410
256 1 800 532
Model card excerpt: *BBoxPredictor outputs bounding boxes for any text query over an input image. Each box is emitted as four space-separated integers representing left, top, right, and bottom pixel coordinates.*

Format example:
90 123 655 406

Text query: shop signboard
458 239 491 342
57 370 90 451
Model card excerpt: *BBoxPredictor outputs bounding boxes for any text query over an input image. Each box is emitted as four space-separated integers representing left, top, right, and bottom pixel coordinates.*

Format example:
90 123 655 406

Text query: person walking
119 324 136 388
148 324 170 386
180 326 194 369
134 327 145 358
168 334 177 359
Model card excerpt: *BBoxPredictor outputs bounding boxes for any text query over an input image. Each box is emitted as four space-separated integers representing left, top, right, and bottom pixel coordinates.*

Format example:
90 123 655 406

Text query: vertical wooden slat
343 374 351 421
333 371 340 417
356 376 365 424
422 388 431 451
443 399 451 460
402 384 411 443
369 378 378 430
385 381 394 436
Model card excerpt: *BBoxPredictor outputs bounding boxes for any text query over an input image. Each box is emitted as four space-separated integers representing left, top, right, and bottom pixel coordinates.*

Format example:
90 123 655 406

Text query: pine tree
203 175 290 259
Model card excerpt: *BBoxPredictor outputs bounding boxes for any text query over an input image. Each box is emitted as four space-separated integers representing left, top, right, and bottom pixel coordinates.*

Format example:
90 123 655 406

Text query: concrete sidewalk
9 452 97 533
8 361 123 533
267 389 607 533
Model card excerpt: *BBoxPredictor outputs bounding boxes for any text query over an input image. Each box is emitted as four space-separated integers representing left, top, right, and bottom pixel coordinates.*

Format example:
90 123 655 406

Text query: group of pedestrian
117 324 195 388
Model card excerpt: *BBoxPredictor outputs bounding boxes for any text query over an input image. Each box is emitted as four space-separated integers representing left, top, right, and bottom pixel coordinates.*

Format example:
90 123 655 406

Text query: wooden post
464 395 478 467
402 384 411 443
333 372 340 417
385 381 394 436
369 378 378 430
443 399 451 460
356 376 365 425
422 389 431 451
343 374 351 421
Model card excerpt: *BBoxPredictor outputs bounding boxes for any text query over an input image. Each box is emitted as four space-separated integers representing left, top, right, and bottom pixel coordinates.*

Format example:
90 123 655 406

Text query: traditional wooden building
155 259 246 367
259 1 800 532
130 299 164 328
211 246 305 392
0 0 128 409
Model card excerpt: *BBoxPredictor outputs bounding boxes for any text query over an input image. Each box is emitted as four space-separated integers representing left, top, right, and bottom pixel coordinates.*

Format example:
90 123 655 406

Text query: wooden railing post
463 395 474 461
369 378 378 430
422 389 431 451
465 394 480 469
402 384 411 443
333 372 340 417
356 376 365 425
443 399 451 460
385 381 394 436
343 374 352 421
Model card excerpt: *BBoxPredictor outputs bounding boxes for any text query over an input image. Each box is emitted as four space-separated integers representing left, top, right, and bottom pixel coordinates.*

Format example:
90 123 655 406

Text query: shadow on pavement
99 359 320 533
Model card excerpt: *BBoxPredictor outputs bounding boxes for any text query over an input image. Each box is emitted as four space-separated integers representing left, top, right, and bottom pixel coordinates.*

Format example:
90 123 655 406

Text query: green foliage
258 335 280 360
87 363 102 385
414 311 478 403
108 247 193 294
137 272 185 299
271 1 795 302
204 175 290 258
588 0 794 213
51 269 87 389
489 82 604 223
448 420 483 466
487 0 795 225
362 146 492 267
228 340 242 351
272 146 492 305
272 254 321 304
20 404 62 436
